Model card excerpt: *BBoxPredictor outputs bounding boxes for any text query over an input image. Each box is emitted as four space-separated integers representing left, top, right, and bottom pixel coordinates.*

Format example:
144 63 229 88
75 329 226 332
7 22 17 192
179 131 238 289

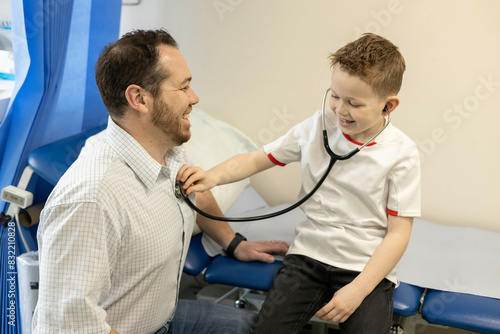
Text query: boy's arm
177 148 274 194
315 215 413 323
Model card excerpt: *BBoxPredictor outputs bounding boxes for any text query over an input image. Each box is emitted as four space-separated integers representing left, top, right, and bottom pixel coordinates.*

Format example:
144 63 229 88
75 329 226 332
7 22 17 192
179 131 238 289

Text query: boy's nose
336 105 349 117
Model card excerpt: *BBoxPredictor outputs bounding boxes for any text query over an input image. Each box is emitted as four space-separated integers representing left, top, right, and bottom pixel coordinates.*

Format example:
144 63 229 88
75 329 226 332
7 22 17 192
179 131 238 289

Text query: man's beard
151 97 191 146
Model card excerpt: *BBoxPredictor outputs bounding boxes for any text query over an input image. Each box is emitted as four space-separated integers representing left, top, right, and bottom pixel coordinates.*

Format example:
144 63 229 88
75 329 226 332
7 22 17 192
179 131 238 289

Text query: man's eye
182 85 190 91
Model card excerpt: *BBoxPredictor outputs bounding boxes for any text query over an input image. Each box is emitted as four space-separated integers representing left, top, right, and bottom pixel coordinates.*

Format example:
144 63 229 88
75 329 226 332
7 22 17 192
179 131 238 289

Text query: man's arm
35 203 116 333
195 190 289 263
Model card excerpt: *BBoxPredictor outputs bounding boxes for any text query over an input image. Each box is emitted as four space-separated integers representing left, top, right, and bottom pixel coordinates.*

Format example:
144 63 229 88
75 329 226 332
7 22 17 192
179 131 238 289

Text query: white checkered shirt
33 117 195 334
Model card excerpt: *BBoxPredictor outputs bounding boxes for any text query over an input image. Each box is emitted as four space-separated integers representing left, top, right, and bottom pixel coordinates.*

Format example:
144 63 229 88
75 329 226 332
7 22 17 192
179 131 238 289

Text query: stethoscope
176 88 392 222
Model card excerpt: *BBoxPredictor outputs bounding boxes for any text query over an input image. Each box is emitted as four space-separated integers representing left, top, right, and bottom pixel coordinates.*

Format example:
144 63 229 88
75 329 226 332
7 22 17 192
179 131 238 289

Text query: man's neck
115 117 173 166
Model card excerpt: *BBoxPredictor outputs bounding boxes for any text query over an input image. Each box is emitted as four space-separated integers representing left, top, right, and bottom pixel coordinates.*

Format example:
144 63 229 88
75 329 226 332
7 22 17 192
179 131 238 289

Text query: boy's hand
315 282 365 323
177 164 217 195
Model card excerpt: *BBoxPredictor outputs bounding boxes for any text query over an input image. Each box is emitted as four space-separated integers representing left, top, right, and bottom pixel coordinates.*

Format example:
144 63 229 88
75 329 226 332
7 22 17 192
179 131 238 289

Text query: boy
177 33 420 334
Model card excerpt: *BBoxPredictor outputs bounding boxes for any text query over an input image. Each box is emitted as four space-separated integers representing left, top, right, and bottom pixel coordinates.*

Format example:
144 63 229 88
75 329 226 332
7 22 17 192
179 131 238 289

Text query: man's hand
233 239 289 263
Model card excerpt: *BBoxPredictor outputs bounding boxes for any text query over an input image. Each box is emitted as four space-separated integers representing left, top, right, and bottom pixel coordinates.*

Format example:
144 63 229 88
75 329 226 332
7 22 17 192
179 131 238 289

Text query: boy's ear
124 84 152 115
383 95 400 114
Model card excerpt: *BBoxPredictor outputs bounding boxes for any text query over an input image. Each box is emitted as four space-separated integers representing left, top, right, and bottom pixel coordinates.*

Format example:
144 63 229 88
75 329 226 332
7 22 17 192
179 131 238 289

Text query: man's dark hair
95 29 178 119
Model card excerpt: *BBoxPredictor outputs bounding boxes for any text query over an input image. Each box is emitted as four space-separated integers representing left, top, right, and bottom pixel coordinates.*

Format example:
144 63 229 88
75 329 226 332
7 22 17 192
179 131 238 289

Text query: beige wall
121 0 500 232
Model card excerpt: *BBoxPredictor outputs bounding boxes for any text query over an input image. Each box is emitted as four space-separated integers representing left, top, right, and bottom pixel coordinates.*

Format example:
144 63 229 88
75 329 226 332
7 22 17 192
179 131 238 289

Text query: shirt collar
105 117 188 189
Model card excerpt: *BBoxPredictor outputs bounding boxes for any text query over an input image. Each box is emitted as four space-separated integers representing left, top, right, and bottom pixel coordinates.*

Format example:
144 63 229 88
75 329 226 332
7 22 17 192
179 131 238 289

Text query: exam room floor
179 274 477 334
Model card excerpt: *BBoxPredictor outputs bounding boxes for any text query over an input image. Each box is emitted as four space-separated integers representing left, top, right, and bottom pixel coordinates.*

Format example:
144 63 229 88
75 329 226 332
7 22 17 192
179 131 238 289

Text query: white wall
121 0 500 232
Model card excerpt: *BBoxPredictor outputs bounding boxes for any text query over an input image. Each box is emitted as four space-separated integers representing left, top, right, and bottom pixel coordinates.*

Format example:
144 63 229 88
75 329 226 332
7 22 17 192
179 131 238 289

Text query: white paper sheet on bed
397 219 500 300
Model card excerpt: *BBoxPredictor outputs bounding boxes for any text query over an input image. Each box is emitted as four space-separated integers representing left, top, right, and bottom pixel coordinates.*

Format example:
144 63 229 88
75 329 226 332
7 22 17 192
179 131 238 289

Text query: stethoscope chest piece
175 184 182 199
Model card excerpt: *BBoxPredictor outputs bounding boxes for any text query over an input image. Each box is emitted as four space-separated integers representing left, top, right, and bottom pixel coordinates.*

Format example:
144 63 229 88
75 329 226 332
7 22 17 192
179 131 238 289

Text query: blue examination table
22 127 500 334
186 232 423 315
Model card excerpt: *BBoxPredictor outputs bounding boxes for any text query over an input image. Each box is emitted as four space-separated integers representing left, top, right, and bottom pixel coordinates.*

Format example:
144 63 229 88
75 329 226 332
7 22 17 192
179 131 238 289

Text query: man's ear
383 95 400 114
124 84 152 115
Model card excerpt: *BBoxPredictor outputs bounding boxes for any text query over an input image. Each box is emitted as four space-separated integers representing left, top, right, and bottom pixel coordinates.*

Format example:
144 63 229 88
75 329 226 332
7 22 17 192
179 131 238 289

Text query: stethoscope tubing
178 152 337 222
177 88 391 222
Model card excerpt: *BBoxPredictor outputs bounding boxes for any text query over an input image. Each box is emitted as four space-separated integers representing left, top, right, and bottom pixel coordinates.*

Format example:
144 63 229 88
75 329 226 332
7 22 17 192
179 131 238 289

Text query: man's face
151 45 199 146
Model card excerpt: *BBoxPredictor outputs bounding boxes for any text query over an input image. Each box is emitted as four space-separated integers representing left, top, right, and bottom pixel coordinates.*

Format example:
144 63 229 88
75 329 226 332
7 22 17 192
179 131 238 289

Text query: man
32 29 288 334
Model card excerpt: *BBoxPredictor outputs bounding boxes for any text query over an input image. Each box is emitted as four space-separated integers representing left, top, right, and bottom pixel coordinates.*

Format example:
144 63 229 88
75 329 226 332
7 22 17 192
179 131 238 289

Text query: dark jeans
252 255 395 334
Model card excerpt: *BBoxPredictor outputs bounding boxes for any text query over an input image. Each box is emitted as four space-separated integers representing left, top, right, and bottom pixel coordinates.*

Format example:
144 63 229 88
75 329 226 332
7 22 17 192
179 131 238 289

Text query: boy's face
329 65 392 143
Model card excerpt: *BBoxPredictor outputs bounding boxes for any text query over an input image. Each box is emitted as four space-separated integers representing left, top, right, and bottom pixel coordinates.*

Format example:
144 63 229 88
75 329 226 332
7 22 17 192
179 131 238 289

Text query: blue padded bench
421 289 500 334
204 256 283 292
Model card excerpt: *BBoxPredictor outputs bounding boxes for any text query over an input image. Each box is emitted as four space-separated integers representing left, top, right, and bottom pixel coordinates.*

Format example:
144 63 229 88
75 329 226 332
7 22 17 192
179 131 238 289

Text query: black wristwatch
225 233 247 258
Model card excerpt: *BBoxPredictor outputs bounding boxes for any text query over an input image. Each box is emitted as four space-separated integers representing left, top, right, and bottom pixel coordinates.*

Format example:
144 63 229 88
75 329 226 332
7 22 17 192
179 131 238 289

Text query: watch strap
225 232 247 258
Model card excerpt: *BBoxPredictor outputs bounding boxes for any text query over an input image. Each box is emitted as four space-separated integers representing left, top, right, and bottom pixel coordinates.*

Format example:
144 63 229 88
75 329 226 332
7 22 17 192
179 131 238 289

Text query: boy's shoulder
383 123 417 147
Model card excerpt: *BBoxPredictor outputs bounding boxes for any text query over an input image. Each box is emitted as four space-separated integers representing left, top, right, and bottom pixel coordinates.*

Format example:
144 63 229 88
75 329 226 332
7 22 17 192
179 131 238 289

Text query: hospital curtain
0 0 121 333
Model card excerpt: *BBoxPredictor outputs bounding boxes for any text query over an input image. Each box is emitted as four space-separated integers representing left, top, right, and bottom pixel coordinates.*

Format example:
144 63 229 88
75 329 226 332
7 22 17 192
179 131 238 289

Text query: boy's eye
349 101 359 107
331 94 340 100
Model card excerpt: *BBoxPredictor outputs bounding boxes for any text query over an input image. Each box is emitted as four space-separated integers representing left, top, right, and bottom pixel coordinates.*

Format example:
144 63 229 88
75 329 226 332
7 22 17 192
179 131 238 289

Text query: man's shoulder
46 143 125 207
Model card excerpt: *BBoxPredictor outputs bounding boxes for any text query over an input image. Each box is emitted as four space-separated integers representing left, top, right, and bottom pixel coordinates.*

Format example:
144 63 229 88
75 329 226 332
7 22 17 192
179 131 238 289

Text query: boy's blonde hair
329 33 405 98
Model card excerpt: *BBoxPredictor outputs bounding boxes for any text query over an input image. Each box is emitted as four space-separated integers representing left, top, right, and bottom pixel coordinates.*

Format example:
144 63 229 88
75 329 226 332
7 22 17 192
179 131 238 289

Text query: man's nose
189 88 199 105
